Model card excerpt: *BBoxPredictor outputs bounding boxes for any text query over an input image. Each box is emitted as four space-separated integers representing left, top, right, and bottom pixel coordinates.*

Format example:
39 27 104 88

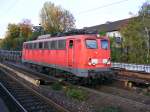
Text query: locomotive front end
77 35 112 78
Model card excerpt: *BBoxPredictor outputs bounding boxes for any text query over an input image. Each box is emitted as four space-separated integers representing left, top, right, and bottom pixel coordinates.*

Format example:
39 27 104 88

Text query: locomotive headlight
88 58 98 65
103 59 111 64
91 59 98 65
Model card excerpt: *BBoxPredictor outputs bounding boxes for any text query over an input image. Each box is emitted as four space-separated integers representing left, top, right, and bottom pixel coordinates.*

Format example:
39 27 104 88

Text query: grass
51 82 87 101
98 106 122 112
51 80 88 101
66 86 87 101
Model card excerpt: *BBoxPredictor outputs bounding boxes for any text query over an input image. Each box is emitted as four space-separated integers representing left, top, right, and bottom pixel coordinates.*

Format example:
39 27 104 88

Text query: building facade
83 18 130 44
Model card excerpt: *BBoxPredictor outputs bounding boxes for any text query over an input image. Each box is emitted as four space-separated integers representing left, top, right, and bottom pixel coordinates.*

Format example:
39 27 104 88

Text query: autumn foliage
0 1 75 50
40 2 75 33
0 19 32 50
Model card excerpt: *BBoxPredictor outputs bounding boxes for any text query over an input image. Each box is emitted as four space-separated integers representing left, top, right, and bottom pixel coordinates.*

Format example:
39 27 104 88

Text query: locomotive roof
24 34 108 44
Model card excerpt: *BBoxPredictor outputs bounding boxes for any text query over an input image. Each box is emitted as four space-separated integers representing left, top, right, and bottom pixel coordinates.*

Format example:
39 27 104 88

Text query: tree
6 24 20 39
121 18 147 63
0 19 33 50
120 2 150 64
110 37 123 62
1 24 21 50
19 19 32 40
40 2 75 34
139 2 150 63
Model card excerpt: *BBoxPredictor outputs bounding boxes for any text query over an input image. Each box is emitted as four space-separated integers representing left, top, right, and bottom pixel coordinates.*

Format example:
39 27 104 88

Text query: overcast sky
0 0 146 38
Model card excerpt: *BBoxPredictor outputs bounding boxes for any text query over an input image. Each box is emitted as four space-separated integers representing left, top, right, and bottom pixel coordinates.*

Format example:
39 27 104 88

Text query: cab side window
69 40 73 48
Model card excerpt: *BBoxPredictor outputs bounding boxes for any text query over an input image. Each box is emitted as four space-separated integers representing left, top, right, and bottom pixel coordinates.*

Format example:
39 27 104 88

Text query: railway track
4 61 150 92
0 64 69 112
92 84 150 105
0 62 94 112
4 62 63 85
4 62 150 99
4 61 150 89
1 62 150 112
112 67 150 84
4 61 150 87
0 82 27 112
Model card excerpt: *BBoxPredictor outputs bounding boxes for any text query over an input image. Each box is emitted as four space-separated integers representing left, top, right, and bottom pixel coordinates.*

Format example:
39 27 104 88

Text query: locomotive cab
70 35 111 78
85 36 111 68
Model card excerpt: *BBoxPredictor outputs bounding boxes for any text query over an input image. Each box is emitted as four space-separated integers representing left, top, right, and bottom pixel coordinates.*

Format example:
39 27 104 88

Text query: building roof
84 18 131 32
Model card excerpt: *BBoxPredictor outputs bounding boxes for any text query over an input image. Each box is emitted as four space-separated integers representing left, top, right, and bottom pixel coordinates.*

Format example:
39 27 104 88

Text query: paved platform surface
0 98 9 112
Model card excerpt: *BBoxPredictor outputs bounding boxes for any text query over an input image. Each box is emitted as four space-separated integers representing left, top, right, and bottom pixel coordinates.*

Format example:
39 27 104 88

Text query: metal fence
0 50 22 62
112 62 150 73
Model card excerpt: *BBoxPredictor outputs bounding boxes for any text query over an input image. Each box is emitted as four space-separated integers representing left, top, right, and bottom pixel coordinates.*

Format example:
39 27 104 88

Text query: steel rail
0 65 70 112
0 82 28 112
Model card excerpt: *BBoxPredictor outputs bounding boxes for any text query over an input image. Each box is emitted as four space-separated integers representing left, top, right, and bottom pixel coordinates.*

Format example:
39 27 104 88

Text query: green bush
51 82 62 91
99 106 121 112
66 87 87 101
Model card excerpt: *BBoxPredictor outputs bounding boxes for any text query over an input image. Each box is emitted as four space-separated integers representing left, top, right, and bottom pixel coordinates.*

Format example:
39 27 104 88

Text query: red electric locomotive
22 32 111 78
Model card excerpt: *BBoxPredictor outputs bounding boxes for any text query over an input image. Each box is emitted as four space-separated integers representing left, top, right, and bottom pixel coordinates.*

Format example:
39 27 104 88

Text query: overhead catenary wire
78 0 129 15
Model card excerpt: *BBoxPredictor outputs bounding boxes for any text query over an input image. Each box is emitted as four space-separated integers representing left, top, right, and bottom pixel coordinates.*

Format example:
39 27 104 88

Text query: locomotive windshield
101 40 109 49
86 40 97 49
